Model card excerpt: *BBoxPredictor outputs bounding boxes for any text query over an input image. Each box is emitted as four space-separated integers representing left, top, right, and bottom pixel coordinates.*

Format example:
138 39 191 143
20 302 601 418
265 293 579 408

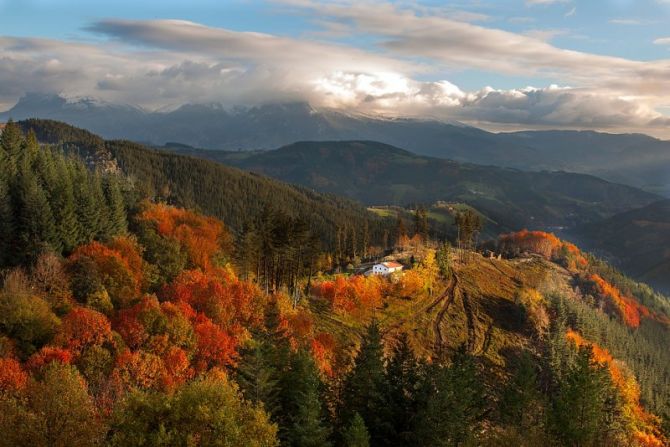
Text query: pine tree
499 352 546 432
51 157 80 252
385 333 424 447
235 339 280 417
340 321 392 446
278 348 331 447
0 120 23 164
74 165 101 242
550 345 624 446
13 163 59 262
436 241 451 278
343 413 371 447
103 175 127 237
416 345 486 447
0 176 14 265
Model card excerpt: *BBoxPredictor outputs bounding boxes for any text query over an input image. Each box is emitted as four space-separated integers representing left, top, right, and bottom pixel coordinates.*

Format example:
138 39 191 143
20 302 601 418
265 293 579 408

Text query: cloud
653 37 670 45
1 4 670 137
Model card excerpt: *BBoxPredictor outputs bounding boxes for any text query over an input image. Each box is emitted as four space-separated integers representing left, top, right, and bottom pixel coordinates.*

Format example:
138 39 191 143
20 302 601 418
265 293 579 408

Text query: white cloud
653 37 670 45
2 3 670 137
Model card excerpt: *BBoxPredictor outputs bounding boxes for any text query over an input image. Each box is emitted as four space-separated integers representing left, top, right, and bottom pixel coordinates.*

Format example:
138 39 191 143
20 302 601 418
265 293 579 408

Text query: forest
1 121 669 447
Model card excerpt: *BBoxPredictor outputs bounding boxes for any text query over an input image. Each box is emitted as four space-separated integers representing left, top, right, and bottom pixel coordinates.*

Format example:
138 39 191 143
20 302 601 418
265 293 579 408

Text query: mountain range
3 93 670 196
167 140 659 232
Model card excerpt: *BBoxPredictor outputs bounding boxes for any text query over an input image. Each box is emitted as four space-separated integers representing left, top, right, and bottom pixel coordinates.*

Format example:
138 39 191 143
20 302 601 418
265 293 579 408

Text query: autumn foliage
498 230 588 270
137 202 232 270
587 274 651 328
566 330 665 446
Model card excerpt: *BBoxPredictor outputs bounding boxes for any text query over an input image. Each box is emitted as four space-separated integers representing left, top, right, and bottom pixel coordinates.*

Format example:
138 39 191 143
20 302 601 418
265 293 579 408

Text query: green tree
0 363 104 447
416 345 487 447
385 333 423 446
549 345 624 447
110 370 278 447
278 348 331 447
436 242 451 278
343 413 370 447
340 321 392 446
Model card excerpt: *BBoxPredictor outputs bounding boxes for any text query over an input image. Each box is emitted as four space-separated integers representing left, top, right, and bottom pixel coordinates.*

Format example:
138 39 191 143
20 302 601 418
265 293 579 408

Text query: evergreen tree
13 164 59 262
343 413 371 447
235 339 280 417
416 345 487 447
102 175 127 237
385 333 424 447
74 165 101 242
0 177 14 265
340 321 392 446
0 119 23 164
51 157 80 252
436 241 451 279
499 352 546 433
549 345 624 446
278 348 331 447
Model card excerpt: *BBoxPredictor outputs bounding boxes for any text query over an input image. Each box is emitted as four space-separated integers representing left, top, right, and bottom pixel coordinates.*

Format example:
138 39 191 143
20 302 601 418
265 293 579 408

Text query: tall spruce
340 321 392 446
385 333 424 447
278 348 331 447
416 345 487 447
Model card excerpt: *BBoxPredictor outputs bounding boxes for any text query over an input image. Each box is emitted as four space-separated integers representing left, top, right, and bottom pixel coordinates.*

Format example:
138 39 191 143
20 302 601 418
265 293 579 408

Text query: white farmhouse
371 261 403 276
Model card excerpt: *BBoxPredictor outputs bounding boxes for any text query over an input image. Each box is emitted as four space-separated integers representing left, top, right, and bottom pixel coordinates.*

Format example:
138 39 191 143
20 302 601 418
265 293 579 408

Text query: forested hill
168 140 660 231
16 119 392 251
1 120 670 446
573 199 670 294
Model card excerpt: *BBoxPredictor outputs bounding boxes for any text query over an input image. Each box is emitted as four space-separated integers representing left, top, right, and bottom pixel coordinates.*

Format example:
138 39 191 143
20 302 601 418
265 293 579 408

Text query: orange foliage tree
26 346 73 374
498 230 588 271
68 236 144 308
587 274 650 328
311 275 383 315
137 202 232 270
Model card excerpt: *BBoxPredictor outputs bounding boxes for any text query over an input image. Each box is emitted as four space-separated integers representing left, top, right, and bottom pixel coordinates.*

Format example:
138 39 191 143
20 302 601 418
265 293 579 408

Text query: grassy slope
310 253 572 372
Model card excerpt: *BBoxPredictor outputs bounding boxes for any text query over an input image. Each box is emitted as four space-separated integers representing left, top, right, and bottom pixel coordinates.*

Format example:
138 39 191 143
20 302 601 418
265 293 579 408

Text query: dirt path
433 274 458 356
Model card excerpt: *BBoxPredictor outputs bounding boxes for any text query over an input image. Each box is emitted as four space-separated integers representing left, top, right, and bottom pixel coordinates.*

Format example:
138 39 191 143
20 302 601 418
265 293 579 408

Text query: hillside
573 199 670 294
5 94 670 195
15 119 392 253
170 140 660 232
2 121 670 444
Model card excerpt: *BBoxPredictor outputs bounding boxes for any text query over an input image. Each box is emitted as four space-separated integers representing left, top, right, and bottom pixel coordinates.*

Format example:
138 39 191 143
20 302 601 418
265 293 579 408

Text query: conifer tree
550 345 624 446
51 157 80 252
416 345 486 447
278 348 331 447
0 120 23 165
236 339 280 417
13 165 59 262
340 321 392 446
385 333 424 447
499 352 546 432
103 175 127 237
343 413 371 447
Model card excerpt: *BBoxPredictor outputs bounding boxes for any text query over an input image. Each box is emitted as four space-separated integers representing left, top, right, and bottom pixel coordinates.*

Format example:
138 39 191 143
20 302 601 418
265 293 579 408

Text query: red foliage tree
26 346 73 374
193 316 238 372
0 357 28 393
56 307 112 355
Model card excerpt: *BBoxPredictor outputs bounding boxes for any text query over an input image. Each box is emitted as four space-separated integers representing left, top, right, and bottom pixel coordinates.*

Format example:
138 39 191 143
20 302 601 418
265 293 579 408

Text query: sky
2 0 670 136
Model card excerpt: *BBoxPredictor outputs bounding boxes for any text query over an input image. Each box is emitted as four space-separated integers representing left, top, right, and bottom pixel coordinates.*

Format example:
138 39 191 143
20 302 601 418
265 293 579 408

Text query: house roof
382 261 403 268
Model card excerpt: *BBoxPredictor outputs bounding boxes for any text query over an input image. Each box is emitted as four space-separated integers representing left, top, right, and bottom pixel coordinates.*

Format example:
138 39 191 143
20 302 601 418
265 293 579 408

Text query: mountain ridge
4 93 670 195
